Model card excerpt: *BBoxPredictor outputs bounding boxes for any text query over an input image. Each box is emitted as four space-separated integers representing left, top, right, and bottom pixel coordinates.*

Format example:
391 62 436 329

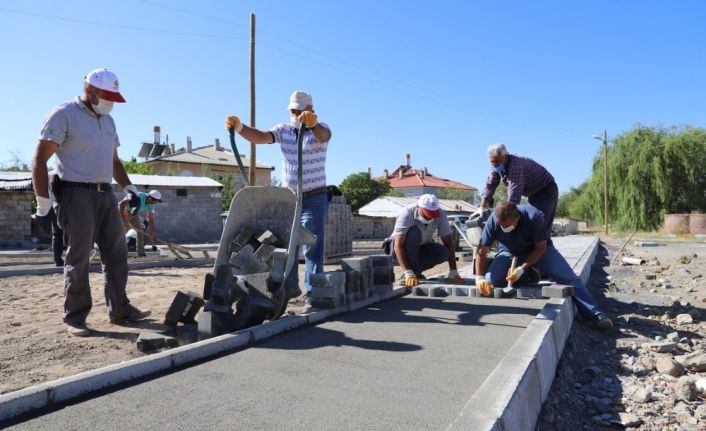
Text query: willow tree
577 126 706 231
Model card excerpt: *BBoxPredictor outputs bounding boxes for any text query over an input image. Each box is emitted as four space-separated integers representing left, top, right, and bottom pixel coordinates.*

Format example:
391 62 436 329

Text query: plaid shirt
481 154 555 204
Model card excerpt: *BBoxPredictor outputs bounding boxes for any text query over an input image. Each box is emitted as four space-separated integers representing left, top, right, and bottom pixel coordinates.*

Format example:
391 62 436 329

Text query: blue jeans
529 182 558 241
485 245 600 319
286 192 328 294
392 225 449 277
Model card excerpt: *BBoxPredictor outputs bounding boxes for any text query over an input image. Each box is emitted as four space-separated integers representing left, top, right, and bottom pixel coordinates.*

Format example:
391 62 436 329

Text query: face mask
500 221 516 233
90 87 114 115
494 163 505 174
417 213 432 225
290 114 302 129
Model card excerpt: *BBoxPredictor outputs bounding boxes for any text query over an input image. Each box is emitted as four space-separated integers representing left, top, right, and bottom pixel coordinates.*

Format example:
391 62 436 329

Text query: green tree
567 125 706 231
436 188 474 202
386 189 404 197
122 157 154 175
339 172 391 212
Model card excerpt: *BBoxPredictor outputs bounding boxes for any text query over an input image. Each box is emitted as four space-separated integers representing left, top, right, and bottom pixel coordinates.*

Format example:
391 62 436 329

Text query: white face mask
290 114 302 129
500 221 517 233
417 214 432 225
90 87 114 115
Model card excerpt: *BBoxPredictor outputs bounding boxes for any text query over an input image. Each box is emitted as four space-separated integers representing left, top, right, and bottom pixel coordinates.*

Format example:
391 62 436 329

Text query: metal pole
603 130 609 235
249 13 257 186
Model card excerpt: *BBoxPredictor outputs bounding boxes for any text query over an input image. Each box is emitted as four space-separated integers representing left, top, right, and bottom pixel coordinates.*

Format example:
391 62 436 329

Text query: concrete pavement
1 236 599 430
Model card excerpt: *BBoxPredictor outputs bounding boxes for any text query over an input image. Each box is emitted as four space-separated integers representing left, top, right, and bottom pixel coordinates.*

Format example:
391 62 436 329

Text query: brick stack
342 257 374 299
310 271 346 308
369 254 394 295
325 195 353 258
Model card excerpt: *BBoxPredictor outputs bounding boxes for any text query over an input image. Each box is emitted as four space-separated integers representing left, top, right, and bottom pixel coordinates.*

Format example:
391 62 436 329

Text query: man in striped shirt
478 143 558 240
225 91 332 308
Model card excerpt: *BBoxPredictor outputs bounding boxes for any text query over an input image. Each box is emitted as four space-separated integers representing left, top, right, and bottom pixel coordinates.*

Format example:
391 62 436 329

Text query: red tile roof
376 166 476 191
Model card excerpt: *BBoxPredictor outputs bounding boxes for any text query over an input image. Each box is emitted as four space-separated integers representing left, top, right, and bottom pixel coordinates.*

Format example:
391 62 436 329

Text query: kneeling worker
119 189 161 257
391 194 463 287
475 201 612 330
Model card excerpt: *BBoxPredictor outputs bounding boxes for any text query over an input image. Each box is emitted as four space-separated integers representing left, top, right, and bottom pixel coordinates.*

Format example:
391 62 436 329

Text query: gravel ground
537 238 706 430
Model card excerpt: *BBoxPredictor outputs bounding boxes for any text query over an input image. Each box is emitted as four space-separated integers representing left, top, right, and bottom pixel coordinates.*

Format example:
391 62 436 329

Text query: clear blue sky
1 0 704 194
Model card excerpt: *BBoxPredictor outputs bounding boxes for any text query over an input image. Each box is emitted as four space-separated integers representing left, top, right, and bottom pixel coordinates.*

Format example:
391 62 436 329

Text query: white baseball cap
417 194 440 219
148 190 162 201
85 68 126 103
288 90 313 110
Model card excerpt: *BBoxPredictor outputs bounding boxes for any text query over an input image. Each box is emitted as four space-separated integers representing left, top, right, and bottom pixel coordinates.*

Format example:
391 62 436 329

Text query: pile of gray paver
309 254 394 308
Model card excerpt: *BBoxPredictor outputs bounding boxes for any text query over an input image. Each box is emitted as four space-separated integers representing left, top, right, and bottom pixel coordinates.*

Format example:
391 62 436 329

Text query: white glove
471 207 485 219
125 184 138 195
35 196 51 217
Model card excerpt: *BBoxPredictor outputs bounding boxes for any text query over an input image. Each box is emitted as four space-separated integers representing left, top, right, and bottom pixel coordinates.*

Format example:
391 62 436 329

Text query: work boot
591 313 613 331
66 322 90 337
302 293 312 311
55 258 64 267
110 304 152 324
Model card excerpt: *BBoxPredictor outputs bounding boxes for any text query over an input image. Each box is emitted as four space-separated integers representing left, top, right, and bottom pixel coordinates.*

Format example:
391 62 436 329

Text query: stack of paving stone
325 195 353 258
342 256 374 298
227 227 284 274
369 254 394 295
310 271 346 308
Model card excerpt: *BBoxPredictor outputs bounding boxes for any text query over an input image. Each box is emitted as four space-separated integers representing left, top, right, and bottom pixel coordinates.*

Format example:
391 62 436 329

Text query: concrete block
136 332 179 352
270 248 287 283
257 230 280 246
229 245 269 274
541 284 573 298
341 257 371 271
445 286 470 296
428 286 448 297
516 287 543 299
369 254 392 266
506 318 557 401
236 272 272 299
228 226 256 254
411 286 429 296
250 315 307 342
254 243 275 262
164 291 205 326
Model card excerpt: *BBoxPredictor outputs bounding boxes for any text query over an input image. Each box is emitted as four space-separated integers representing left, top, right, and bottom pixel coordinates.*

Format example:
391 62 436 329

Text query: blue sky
1 0 704 194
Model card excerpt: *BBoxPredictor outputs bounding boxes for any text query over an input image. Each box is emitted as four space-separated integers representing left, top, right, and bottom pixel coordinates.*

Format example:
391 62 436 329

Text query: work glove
506 266 525 283
445 269 463 284
125 185 141 216
403 270 419 288
33 196 53 238
300 111 318 128
225 115 243 133
476 277 493 297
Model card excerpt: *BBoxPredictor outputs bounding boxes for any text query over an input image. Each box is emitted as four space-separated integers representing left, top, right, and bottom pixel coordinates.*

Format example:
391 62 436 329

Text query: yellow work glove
225 115 243 133
506 266 525 283
403 270 419 288
300 110 318 128
476 278 493 297
445 269 463 284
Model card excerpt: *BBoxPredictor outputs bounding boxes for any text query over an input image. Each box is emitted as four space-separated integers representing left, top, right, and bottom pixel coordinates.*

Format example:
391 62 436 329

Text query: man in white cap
32 68 150 337
389 194 463 287
119 189 162 257
224 91 332 308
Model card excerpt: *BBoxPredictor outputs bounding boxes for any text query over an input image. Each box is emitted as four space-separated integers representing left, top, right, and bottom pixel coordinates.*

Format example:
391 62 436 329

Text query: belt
61 181 112 192
302 186 328 198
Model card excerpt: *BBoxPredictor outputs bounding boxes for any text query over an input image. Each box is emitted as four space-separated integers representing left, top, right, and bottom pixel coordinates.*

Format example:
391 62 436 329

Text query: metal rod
249 13 257 186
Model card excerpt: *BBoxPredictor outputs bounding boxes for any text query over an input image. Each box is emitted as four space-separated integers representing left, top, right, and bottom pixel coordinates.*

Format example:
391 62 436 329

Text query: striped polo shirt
269 122 329 193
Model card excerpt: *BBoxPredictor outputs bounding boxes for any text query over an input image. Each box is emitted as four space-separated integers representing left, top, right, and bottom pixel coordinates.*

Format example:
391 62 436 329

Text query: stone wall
352 215 396 240
113 186 223 243
0 191 33 244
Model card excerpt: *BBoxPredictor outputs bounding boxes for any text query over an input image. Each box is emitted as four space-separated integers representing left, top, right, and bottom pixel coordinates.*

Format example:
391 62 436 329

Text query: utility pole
593 130 609 234
249 13 257 186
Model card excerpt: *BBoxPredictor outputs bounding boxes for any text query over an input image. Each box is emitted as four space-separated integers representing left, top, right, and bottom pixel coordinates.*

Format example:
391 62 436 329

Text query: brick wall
0 191 33 244
113 186 222 243
352 215 396 240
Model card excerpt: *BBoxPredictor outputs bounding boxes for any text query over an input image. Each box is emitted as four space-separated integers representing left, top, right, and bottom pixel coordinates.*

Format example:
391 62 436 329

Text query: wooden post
249 13 257 186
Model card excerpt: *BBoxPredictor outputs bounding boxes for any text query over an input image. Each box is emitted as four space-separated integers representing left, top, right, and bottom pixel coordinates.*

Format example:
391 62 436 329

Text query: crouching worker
475 201 612 330
391 194 462 287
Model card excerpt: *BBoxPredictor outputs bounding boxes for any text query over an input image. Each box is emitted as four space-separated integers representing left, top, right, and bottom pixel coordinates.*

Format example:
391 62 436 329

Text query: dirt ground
0 248 468 395
537 236 706 430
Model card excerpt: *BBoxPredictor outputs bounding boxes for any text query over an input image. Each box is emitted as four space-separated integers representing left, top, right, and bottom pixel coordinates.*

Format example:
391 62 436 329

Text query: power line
0 4 592 139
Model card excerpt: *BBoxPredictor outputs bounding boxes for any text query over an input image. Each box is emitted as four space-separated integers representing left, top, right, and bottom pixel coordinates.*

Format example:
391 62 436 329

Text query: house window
176 188 188 197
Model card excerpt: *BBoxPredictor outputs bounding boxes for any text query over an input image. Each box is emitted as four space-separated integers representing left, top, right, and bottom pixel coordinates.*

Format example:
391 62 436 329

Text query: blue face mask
494 164 505 174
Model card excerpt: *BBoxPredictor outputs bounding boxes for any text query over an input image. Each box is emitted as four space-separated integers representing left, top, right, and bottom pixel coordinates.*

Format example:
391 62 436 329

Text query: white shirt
269 122 329 192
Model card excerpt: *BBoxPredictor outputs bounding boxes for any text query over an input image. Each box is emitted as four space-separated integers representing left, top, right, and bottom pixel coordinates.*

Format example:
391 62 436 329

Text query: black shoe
110 304 152 324
55 258 64 267
591 313 613 331
527 267 541 283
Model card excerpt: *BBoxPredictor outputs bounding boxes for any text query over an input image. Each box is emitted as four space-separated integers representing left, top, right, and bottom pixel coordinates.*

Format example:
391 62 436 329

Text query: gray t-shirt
391 204 453 244
39 97 120 183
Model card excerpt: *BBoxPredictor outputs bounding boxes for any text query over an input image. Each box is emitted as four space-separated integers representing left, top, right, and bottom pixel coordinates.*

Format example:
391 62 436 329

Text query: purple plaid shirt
481 154 555 204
